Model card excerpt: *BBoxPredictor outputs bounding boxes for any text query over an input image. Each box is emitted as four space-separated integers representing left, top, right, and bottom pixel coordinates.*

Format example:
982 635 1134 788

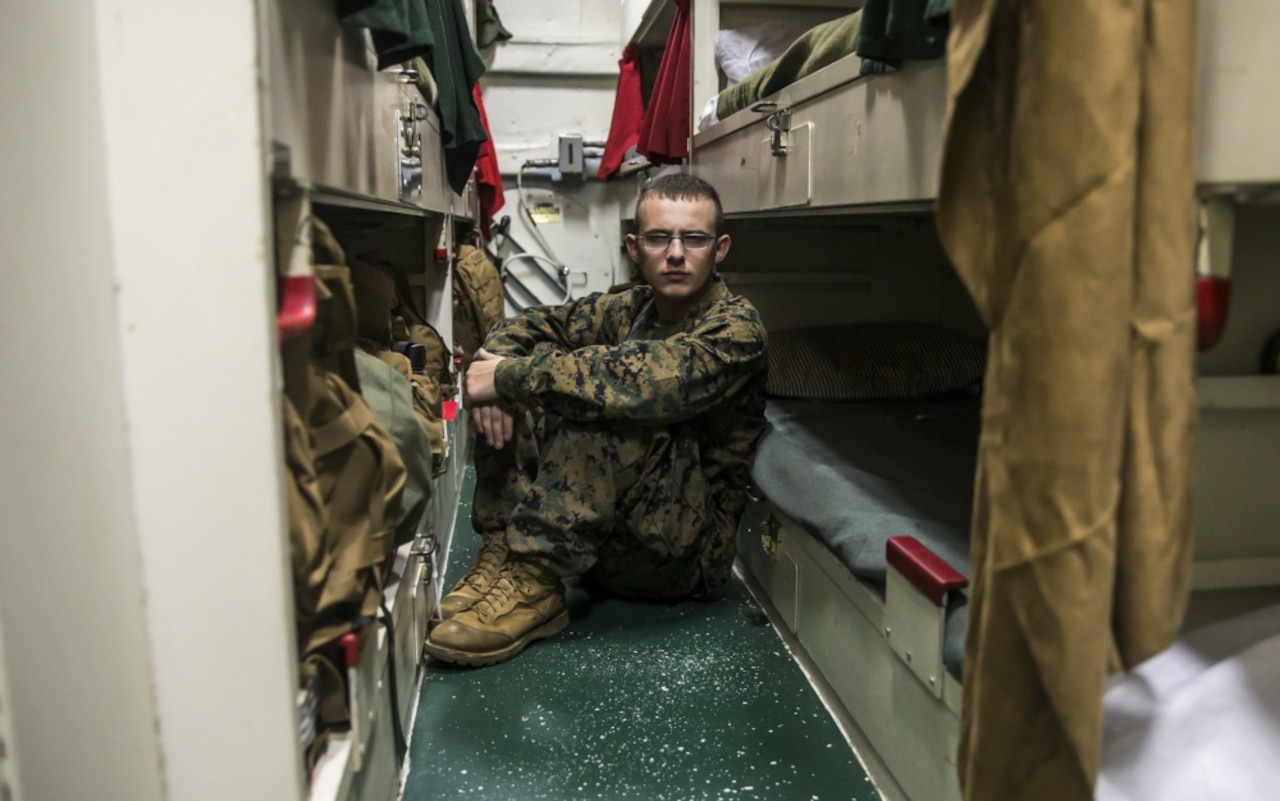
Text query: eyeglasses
637 232 716 252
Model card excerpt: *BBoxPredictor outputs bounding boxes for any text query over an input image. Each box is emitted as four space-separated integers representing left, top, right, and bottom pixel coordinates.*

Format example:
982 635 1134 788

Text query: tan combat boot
424 560 568 667
438 539 509 620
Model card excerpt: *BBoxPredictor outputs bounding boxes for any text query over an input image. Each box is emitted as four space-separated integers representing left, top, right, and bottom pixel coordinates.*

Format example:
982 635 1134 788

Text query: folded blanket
716 11 863 120
713 1 954 120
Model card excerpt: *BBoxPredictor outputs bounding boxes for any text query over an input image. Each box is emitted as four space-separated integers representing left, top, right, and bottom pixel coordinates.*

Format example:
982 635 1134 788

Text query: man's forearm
493 335 764 425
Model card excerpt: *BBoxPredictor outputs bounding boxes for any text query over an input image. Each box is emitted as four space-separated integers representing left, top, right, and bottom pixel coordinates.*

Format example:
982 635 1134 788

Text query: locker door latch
752 101 792 157
766 110 792 156
761 513 781 559
396 101 426 201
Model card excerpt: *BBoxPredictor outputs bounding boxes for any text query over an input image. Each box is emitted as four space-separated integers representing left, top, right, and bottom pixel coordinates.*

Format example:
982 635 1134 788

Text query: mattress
750 397 979 675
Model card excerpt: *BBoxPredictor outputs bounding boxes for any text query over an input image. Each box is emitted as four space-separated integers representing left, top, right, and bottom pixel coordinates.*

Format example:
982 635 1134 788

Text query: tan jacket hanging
935 0 1199 797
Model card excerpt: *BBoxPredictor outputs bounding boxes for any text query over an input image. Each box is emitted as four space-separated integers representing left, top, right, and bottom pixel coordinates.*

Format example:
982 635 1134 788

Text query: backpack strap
311 395 379 457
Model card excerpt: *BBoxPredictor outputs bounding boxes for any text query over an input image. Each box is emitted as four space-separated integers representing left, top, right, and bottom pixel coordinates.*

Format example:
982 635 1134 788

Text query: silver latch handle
765 109 792 156
410 531 436 561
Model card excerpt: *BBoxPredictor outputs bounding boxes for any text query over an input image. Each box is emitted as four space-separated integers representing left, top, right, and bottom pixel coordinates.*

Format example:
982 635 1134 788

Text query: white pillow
714 16 837 83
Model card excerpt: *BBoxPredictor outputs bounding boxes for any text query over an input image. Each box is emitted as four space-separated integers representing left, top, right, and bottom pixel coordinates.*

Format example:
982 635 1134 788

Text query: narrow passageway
402 468 879 801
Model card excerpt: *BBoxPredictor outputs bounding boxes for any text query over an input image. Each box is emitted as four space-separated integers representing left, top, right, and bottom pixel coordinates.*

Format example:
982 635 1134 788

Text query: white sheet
1097 603 1280 800
696 94 720 133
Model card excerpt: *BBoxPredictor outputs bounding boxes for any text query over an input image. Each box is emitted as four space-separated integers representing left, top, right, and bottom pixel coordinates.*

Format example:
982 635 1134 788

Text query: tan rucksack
290 261 407 654
390 293 456 477
451 242 505 367
344 252 455 477
283 378 405 767
356 346 435 542
279 219 409 768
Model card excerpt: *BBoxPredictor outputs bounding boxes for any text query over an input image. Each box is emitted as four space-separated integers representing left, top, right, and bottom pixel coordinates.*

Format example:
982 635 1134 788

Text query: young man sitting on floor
424 173 768 667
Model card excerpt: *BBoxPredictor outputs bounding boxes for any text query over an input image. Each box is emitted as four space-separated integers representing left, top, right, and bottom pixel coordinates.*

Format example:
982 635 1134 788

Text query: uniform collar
646 277 730 327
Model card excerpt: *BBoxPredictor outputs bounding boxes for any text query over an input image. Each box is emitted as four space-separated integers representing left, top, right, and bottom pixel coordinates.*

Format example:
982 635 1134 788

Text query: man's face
625 195 730 322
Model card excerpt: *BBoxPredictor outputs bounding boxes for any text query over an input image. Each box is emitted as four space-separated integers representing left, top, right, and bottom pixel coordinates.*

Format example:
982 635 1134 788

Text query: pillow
766 323 986 401
715 15 835 83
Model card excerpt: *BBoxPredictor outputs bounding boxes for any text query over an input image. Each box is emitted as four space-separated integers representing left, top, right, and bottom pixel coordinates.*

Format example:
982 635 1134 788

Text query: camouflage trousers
471 407 724 599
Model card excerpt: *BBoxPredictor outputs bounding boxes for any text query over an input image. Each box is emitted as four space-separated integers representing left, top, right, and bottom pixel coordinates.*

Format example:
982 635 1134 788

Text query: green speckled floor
404 468 878 801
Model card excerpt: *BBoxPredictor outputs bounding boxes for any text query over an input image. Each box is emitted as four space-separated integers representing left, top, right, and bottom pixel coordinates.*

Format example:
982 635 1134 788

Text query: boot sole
423 610 570 667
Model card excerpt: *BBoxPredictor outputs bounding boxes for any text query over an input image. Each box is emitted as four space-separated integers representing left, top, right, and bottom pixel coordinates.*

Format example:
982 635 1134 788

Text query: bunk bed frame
621 1 1280 799
688 0 1280 209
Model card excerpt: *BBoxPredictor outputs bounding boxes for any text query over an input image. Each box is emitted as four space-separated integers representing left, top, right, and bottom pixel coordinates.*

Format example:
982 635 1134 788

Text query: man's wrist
492 357 524 401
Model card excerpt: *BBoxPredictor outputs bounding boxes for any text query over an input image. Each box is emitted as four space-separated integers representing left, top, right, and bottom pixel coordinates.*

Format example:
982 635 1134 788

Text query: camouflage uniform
472 279 767 599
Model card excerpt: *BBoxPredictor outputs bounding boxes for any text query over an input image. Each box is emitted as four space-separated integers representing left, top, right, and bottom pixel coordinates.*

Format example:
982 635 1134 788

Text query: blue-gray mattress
750 397 979 676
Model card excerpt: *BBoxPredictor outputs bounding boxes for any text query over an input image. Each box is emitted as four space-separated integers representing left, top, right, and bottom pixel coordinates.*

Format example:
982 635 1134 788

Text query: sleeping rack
620 2 1280 800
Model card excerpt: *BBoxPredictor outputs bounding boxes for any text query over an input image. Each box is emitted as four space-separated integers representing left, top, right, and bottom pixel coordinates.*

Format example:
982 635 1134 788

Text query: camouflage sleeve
482 293 621 356
492 298 766 424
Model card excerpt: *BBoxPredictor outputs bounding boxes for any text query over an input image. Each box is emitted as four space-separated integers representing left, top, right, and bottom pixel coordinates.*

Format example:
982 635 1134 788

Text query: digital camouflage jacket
487 280 769 592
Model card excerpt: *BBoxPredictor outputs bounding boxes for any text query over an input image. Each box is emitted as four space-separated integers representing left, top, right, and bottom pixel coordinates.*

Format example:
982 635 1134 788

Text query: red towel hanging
472 83 505 238
598 46 645 180
636 0 691 165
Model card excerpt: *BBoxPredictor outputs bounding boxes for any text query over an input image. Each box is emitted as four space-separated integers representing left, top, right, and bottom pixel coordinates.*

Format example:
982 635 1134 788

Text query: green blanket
714 0 952 120
716 11 863 120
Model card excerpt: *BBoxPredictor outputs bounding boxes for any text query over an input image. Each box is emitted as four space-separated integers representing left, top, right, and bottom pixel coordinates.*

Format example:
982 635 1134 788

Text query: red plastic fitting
339 632 360 669
276 275 316 341
1196 276 1231 352
887 536 968 607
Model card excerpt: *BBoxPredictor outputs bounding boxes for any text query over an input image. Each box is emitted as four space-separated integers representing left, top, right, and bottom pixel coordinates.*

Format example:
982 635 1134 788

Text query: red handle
887 536 968 607
276 275 316 341
1196 276 1231 353
339 632 360 669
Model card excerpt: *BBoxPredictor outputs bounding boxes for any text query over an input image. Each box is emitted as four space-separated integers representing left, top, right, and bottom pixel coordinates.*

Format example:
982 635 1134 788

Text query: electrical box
558 133 584 182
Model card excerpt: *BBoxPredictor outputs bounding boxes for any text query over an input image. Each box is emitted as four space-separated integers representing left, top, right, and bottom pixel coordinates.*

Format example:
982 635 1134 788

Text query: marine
424 173 768 666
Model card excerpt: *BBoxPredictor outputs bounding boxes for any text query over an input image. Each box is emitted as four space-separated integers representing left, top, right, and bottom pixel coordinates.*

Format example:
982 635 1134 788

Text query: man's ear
714 233 731 263
624 233 641 263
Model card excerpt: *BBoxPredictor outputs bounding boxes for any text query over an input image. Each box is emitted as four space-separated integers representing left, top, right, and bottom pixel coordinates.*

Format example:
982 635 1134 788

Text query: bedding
707 1 953 125
715 11 863 121
766 322 987 401
1097 603 1280 800
751 397 978 675
715 14 837 83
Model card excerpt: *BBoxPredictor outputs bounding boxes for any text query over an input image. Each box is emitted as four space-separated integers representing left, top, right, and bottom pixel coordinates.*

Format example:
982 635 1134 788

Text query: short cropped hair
634 173 725 235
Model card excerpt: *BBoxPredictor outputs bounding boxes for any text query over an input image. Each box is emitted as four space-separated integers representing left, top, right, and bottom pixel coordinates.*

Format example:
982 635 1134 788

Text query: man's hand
464 348 505 405
465 349 513 448
469 403 515 449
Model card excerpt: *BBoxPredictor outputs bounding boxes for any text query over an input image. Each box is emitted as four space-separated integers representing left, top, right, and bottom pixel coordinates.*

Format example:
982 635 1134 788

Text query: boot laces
459 541 507 591
472 571 519 623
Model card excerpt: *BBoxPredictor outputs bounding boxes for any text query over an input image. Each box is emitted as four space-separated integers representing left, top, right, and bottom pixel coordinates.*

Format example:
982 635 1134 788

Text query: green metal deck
403 469 878 801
